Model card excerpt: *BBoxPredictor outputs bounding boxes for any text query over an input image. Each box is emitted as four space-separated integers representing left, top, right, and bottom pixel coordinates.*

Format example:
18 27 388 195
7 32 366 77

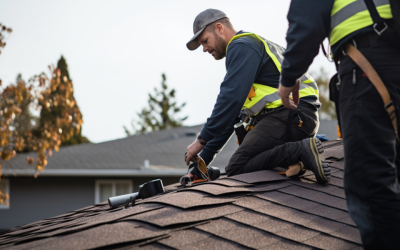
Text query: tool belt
234 105 305 145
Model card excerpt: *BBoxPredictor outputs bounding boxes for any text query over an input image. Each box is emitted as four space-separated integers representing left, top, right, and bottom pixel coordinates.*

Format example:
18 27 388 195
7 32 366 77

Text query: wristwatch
197 134 207 145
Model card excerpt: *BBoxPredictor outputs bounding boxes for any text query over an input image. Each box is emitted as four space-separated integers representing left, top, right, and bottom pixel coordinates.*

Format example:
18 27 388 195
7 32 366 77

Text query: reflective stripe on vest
226 33 319 116
330 0 392 46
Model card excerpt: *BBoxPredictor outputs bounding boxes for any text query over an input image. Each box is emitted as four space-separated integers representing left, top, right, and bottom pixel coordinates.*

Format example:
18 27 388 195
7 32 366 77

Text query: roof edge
1 169 187 177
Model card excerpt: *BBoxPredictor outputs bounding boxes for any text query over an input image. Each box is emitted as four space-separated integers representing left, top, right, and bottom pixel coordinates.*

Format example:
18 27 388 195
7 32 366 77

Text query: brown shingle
233 196 273 209
9 203 164 245
327 176 344 188
142 191 237 209
158 228 211 248
256 191 319 210
337 214 357 227
259 239 312 250
175 236 249 250
137 243 174 250
330 225 362 244
302 203 348 221
304 216 347 234
303 234 357 250
225 210 285 229
206 178 254 187
274 225 320 242
254 203 317 226
225 209 296 235
25 221 167 250
289 179 346 199
331 170 345 179
180 182 291 196
324 145 344 160
330 160 345 170
278 185 348 211
196 218 281 249
228 170 289 184
123 204 244 227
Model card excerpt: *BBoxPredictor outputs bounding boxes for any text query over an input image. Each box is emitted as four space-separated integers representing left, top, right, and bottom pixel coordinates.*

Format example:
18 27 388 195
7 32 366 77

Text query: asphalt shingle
0 141 364 249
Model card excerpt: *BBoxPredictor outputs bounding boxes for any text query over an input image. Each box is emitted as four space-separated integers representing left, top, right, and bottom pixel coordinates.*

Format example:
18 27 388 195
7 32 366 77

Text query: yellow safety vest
330 0 393 46
227 33 319 116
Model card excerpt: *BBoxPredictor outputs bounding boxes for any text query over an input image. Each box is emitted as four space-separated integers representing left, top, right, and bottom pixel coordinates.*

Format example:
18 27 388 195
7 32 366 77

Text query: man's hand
278 79 300 110
185 138 205 165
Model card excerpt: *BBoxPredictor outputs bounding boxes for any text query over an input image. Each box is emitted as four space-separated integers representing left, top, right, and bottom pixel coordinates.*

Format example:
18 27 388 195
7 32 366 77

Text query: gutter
1 169 187 177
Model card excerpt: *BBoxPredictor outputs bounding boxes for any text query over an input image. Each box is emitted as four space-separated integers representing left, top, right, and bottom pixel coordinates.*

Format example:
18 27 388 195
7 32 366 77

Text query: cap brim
186 27 205 51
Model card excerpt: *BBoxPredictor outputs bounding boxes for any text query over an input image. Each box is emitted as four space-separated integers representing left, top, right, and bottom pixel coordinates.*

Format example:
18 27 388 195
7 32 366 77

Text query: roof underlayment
0 140 363 250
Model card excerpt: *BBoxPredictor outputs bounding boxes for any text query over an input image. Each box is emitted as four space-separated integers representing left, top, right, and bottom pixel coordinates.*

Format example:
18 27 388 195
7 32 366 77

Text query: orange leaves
1 151 12 161
0 189 9 206
26 156 34 164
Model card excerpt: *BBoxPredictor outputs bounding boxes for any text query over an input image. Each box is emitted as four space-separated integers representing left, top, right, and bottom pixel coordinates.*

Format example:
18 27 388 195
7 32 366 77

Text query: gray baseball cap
186 9 227 51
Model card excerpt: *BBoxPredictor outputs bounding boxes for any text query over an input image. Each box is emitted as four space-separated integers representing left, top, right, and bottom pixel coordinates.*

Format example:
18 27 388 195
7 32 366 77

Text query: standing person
181 9 330 187
278 0 400 249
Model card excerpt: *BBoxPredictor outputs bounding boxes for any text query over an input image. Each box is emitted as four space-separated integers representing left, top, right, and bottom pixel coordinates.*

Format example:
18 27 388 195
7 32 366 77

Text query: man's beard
213 33 227 60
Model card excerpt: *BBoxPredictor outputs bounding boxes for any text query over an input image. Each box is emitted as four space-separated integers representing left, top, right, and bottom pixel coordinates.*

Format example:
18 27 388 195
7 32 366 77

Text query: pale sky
0 0 336 143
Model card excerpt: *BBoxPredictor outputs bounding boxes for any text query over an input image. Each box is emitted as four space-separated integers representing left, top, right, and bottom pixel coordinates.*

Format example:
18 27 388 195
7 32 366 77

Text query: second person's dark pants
339 35 400 249
225 102 319 176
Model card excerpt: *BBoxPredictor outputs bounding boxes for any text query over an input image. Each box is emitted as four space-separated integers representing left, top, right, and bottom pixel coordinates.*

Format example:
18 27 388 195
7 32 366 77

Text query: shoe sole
309 138 329 183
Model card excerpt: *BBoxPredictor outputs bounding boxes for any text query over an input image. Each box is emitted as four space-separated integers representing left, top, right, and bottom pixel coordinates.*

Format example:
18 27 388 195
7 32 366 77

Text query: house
0 140 362 249
0 121 338 232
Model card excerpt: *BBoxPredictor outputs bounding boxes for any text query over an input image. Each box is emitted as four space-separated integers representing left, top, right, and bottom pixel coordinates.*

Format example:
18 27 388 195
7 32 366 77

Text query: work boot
301 137 331 184
180 157 210 187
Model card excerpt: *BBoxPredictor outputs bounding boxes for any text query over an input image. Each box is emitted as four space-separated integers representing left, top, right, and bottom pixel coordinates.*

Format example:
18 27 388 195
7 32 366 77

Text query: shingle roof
0 140 361 249
2 125 238 175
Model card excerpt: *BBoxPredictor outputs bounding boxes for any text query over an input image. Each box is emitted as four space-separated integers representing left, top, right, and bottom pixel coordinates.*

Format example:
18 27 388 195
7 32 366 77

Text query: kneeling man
183 9 330 185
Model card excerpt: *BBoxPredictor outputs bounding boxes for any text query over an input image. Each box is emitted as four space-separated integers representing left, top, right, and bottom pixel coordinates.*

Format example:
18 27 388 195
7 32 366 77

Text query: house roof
0 140 363 249
2 125 238 177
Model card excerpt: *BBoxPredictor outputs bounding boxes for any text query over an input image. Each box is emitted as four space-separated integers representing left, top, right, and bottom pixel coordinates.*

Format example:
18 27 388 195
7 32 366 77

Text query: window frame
0 178 10 209
94 179 133 204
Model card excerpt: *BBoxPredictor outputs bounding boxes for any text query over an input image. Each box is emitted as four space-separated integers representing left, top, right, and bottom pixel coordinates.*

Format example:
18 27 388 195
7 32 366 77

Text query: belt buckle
373 22 388 36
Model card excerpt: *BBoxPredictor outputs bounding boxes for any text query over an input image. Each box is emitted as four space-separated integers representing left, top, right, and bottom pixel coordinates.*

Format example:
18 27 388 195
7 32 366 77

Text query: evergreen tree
124 74 187 135
38 56 90 145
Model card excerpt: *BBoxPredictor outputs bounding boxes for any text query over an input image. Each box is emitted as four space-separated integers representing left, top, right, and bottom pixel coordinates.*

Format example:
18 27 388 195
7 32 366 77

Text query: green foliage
125 74 188 135
312 68 337 120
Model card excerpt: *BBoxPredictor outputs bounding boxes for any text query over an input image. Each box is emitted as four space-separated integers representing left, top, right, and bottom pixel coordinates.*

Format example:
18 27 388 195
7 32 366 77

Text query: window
95 180 133 204
0 179 10 209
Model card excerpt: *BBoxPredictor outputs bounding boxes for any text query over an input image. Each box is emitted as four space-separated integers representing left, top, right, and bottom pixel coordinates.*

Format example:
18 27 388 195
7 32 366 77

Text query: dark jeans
225 103 319 176
339 37 400 249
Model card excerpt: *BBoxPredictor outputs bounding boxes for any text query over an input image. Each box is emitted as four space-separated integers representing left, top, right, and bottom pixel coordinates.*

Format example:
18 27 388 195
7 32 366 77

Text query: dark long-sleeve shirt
280 0 376 88
199 31 318 165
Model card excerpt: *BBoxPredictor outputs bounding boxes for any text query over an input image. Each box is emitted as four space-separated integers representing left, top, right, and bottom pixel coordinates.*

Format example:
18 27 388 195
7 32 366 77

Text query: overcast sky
0 0 336 143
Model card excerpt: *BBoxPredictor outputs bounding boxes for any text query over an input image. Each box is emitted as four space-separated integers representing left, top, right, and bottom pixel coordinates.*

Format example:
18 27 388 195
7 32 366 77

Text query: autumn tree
38 56 90 146
0 24 87 205
312 68 337 120
124 73 187 135
0 23 13 206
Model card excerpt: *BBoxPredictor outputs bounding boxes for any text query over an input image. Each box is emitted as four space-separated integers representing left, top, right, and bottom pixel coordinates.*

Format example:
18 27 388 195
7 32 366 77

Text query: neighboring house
0 141 363 249
0 121 338 231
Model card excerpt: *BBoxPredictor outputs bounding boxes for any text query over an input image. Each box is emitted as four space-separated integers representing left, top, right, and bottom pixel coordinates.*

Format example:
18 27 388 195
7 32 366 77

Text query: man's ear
215 23 224 34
